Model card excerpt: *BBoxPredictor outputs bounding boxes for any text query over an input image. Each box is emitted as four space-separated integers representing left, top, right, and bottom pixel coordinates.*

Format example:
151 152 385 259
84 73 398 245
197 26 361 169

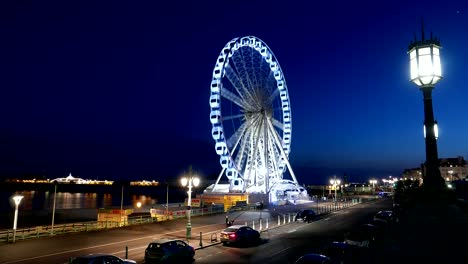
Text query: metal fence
0 206 226 244
0 199 364 245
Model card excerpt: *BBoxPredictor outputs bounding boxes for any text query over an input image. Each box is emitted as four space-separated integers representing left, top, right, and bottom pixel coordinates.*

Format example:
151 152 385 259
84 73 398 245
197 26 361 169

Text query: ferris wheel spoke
234 130 250 174
233 51 259 108
268 127 282 175
251 119 264 186
225 64 257 109
240 47 257 90
267 133 281 180
271 118 284 131
226 121 248 150
220 87 248 110
267 88 280 103
266 118 298 184
253 51 263 88
249 49 261 89
223 113 245 122
232 52 253 92
225 64 249 100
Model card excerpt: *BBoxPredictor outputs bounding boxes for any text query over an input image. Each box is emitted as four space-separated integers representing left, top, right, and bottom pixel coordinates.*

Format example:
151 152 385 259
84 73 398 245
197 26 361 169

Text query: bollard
266 218 269 229
199 232 203 247
288 214 291 223
259 219 262 230
125 245 128 259
245 221 248 226
278 215 281 226
283 215 286 225
252 220 255 230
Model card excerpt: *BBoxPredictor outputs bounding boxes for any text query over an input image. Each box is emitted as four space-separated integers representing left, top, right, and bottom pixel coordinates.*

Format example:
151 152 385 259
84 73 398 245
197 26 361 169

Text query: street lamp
180 166 200 240
408 20 445 189
329 178 341 202
369 179 378 194
12 195 24 243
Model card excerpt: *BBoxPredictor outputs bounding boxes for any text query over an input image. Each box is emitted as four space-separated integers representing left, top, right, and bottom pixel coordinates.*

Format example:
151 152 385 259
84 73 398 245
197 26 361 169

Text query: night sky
1 1 468 184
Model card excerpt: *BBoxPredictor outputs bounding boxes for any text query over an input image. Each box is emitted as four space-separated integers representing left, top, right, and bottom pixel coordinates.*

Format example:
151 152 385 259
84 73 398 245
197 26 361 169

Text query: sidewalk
376 200 468 263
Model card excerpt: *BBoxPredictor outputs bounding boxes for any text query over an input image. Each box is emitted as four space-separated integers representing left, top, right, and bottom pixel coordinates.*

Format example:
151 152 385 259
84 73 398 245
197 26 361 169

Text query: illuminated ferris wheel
209 36 304 201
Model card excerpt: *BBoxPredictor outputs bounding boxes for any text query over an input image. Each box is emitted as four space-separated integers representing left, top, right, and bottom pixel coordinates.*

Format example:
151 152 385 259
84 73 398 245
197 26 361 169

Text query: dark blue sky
1 1 468 184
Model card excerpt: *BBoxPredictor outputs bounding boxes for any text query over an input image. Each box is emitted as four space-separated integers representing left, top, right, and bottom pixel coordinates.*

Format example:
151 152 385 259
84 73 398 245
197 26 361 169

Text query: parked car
70 254 136 264
144 238 195 263
220 225 260 245
344 225 375 248
295 253 332 264
374 210 399 224
295 209 317 223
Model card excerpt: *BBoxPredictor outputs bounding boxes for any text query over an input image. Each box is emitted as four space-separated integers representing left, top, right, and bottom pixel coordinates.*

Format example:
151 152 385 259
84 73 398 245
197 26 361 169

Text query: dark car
295 209 317 223
220 225 260 245
144 238 195 263
295 253 332 264
374 210 399 224
71 254 136 264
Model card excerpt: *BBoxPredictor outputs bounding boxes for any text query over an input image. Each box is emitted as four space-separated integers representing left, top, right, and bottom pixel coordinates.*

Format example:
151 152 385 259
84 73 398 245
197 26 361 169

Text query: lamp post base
186 222 192 240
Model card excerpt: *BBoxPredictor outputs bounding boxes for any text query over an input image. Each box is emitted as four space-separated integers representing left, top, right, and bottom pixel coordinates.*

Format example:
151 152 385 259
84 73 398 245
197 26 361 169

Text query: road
195 199 392 264
0 198 391 264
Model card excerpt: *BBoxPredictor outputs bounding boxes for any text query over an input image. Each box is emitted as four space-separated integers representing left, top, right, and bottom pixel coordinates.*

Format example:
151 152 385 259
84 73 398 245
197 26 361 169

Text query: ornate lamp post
408 22 445 189
180 166 200 240
12 195 24 243
330 177 341 202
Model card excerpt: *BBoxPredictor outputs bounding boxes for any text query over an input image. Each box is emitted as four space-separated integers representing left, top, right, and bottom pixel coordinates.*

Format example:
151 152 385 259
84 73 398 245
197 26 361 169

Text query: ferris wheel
209 36 299 197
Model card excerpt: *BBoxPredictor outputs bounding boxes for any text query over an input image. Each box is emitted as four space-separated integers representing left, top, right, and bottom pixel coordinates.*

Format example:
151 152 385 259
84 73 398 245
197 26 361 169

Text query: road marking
287 229 296 233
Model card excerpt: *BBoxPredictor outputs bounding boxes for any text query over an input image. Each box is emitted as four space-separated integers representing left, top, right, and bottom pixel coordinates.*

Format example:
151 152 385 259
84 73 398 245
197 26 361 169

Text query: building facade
403 156 468 183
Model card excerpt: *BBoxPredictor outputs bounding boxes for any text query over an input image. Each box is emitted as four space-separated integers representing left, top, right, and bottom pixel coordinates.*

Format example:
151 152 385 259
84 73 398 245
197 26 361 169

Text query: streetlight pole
330 177 341 202
369 179 377 195
180 166 200 240
12 195 24 243
51 183 57 236
166 181 169 217
408 20 445 190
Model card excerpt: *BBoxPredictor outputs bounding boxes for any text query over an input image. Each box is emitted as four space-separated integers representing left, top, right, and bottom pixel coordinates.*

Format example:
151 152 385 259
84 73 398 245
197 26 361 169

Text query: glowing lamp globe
181 177 188 187
409 43 442 87
192 177 200 187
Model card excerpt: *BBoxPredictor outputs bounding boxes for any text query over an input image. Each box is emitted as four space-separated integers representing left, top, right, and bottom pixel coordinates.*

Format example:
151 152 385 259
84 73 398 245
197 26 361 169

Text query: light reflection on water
5 190 157 211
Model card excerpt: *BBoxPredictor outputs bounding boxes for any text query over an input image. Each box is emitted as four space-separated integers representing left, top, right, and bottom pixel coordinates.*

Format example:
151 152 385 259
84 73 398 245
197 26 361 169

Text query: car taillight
229 233 236 238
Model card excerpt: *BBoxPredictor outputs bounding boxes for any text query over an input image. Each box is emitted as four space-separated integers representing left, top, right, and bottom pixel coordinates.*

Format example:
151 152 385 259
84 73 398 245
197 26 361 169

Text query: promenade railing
0 206 225 244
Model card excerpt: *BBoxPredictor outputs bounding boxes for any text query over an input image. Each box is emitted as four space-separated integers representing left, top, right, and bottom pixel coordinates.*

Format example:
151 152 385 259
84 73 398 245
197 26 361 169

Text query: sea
0 183 189 229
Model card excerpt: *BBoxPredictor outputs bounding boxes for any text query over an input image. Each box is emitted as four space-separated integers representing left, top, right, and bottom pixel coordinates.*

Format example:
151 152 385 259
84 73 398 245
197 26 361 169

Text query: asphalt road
195 199 392 264
0 198 391 264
